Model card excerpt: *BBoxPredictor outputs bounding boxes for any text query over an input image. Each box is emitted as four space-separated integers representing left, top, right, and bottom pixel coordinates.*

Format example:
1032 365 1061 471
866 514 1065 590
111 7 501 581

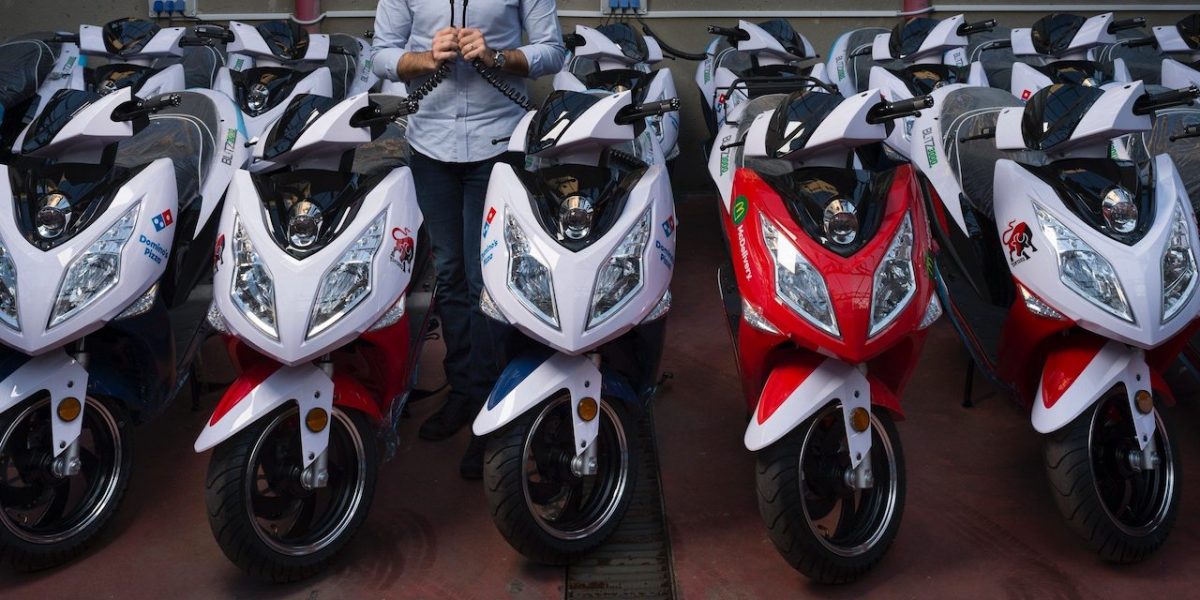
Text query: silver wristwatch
491 49 507 69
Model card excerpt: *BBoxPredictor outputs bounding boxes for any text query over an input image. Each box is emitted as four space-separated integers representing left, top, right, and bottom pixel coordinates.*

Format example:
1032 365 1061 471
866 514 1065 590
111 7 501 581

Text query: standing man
372 0 566 479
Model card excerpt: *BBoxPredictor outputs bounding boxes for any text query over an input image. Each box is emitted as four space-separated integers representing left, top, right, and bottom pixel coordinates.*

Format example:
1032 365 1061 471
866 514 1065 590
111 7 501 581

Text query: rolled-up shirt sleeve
372 0 412 81
516 0 567 79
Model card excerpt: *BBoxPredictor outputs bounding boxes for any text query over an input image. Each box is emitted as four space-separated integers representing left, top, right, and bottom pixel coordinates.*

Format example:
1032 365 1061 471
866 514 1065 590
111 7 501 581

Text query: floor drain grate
565 406 675 599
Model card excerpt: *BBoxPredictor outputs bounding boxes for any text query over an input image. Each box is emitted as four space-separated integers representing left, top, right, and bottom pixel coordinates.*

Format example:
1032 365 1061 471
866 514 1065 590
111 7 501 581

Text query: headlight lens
308 213 385 338
49 203 139 328
115 283 158 320
589 208 651 329
0 238 19 331
869 214 917 336
761 214 838 337
505 211 558 328
1161 206 1197 323
230 217 279 339
1034 205 1133 323
367 295 406 332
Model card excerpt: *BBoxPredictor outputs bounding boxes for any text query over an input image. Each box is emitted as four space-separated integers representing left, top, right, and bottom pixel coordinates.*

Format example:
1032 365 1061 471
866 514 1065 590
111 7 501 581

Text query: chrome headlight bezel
48 203 140 329
306 212 386 339
1161 205 1198 323
760 213 839 337
868 213 917 337
1034 204 1134 323
504 210 559 329
588 208 652 330
230 216 279 340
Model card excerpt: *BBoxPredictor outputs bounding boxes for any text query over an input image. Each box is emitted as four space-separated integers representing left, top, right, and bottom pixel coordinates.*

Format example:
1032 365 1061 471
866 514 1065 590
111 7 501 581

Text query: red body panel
725 164 935 417
1039 335 1106 409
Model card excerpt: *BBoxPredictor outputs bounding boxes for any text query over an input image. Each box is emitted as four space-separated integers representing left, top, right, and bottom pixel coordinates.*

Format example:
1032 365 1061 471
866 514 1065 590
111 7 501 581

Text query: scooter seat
114 92 220 212
327 33 363 101
939 87 1044 222
1128 97 1200 214
0 36 57 109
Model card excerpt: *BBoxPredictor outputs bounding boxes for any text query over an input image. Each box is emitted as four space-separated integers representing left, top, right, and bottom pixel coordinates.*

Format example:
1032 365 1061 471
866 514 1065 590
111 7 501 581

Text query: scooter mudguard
0 349 89 457
194 362 333 468
745 356 871 468
474 351 601 457
1033 339 1154 450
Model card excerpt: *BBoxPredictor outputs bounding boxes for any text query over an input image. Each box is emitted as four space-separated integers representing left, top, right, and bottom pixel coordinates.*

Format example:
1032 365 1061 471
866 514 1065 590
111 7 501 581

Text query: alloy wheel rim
1088 396 1175 537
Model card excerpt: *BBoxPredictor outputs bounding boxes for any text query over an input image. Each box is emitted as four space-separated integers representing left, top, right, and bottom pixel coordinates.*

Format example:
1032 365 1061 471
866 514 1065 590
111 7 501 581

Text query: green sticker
732 195 749 225
925 144 939 167
719 154 730 175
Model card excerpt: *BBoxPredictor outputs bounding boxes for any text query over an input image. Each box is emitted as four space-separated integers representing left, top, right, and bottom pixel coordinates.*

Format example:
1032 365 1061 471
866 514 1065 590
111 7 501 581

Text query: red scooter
714 89 939 582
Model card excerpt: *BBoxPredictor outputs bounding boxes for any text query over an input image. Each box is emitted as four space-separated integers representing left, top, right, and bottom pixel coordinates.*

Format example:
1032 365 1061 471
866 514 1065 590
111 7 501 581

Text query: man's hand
458 28 492 65
431 27 460 64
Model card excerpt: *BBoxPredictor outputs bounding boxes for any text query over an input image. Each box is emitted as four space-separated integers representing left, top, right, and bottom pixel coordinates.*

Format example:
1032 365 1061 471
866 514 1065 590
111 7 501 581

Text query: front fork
300 356 335 490
0 345 91 478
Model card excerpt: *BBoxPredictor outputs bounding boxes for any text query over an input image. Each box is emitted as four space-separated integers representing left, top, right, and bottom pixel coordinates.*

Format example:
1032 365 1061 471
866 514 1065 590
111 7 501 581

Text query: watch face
494 49 506 67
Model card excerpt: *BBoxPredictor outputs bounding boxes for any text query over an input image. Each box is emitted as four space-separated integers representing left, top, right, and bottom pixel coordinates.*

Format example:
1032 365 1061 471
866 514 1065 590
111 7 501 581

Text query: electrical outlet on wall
148 0 198 18
600 0 647 16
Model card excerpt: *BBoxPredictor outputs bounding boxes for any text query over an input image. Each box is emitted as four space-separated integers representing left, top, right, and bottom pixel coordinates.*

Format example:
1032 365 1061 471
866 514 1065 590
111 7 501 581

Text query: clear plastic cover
113 93 219 211
0 38 57 108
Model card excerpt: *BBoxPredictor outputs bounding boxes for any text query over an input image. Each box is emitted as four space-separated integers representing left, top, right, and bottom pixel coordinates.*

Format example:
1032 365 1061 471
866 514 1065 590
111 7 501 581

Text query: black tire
756 405 905 584
1044 392 1179 563
205 405 378 582
0 395 132 571
483 396 639 564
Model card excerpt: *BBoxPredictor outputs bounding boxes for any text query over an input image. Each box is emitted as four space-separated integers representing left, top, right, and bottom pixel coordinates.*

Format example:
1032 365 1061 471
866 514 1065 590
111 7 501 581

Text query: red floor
4 195 1200 598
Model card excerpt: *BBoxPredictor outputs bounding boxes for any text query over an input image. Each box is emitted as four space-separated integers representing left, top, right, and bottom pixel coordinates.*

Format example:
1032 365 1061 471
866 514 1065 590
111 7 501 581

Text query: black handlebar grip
144 94 183 111
51 33 81 44
194 25 235 42
867 95 934 124
563 33 586 49
179 37 211 47
707 25 749 42
1125 36 1158 49
1108 17 1146 33
957 19 997 36
1133 85 1200 115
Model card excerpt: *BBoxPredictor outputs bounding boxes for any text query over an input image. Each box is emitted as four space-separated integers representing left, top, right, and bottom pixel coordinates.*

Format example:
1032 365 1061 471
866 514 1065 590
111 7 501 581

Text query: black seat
939 87 1044 221
114 92 219 211
0 37 58 109
327 33 362 101
841 28 896 94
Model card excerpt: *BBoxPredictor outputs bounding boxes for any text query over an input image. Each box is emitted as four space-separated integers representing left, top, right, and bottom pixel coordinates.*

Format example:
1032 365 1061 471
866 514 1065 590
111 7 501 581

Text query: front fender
1033 339 1154 450
474 352 601 457
194 362 333 468
745 356 872 468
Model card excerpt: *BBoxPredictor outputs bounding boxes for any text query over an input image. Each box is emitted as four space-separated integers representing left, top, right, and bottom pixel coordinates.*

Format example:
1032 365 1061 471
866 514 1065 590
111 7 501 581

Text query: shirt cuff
372 47 408 81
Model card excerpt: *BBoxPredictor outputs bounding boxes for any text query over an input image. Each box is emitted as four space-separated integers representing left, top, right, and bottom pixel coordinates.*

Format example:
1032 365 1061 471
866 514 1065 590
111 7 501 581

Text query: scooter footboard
744 356 873 468
194 362 333 468
1033 339 1154 449
474 351 601 457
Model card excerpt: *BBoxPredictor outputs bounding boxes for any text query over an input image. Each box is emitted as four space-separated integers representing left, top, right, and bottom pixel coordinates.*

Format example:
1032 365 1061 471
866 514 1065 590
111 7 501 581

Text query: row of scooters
0 9 1198 587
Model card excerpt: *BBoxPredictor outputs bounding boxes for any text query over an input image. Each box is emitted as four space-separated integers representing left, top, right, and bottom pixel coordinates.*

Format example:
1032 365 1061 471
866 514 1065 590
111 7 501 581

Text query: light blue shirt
372 0 567 163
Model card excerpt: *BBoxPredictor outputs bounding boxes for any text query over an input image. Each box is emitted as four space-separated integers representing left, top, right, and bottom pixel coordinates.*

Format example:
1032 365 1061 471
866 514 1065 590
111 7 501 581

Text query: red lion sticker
1002 220 1037 265
390 227 415 272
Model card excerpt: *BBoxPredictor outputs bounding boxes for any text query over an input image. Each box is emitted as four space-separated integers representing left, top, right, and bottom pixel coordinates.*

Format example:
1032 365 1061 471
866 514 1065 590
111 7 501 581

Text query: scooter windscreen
756 18 811 59
255 20 310 61
526 90 600 153
595 23 649 63
100 18 161 58
1020 83 1105 151
1030 13 1087 56
888 17 940 60
1180 14 1200 49
19 89 101 155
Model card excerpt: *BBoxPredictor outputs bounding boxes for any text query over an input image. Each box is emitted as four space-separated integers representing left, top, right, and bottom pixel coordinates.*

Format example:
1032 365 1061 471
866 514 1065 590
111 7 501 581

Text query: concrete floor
5 195 1200 598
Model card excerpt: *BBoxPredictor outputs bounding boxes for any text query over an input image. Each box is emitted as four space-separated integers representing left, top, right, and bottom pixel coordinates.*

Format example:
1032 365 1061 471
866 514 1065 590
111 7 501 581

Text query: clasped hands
430 27 497 67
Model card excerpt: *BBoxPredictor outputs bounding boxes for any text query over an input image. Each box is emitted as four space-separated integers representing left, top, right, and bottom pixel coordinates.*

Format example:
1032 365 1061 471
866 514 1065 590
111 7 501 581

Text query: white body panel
253 92 372 165
0 350 89 457
1032 340 1154 448
480 163 675 355
226 21 330 63
867 68 919 159
0 159 177 355
744 358 872 469
26 41 82 120
15 87 135 156
1152 24 1200 57
737 20 811 62
1012 13 1117 60
79 24 186 59
871 15 969 64
194 362 334 468
992 155 1200 348
212 165 422 366
472 352 601 457
744 89 889 167
1162 58 1200 89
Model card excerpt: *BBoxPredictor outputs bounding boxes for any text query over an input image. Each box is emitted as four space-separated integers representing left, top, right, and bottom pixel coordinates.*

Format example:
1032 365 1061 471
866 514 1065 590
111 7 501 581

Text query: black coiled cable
406 61 452 102
471 59 534 110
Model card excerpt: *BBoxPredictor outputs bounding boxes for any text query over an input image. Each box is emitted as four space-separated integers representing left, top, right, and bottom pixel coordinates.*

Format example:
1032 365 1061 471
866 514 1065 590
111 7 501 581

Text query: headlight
367 294 406 332
308 213 385 338
115 283 158 320
230 217 279 339
505 211 558 328
0 238 19 331
589 208 651 329
49 203 139 328
1161 206 1197 323
869 214 917 337
1034 205 1133 323
480 287 508 323
761 214 838 337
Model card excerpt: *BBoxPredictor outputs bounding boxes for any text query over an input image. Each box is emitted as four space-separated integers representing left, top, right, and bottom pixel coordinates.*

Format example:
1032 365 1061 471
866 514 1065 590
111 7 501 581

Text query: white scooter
197 91 432 581
998 13 1144 100
559 22 682 161
472 90 678 563
0 85 243 569
0 31 82 144
1146 14 1200 88
867 14 996 159
75 17 222 96
913 79 1200 561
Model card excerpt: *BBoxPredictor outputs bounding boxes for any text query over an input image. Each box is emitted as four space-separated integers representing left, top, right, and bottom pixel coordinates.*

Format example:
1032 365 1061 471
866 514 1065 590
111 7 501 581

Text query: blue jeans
409 149 514 407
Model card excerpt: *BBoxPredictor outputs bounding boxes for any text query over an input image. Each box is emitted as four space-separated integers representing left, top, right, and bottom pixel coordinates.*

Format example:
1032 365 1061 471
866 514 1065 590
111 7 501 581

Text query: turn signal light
57 397 81 422
849 406 870 433
578 397 598 422
305 407 329 433
1134 390 1154 414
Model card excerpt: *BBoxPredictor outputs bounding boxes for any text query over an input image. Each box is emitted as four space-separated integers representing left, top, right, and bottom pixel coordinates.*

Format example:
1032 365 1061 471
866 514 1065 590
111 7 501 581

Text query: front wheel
0 395 131 571
205 405 378 582
1044 392 1179 563
483 395 639 564
756 405 905 584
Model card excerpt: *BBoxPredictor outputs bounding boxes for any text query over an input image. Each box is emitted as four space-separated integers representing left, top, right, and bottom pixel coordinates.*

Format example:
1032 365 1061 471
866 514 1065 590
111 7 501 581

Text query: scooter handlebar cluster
349 97 420 128
615 98 681 125
1133 85 1200 116
866 95 935 125
707 25 750 43
957 19 997 36
193 24 235 43
1108 17 1147 34
112 93 183 122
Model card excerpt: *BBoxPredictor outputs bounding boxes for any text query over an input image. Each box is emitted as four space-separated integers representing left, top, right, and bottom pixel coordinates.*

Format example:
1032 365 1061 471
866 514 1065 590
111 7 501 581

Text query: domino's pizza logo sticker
661 215 675 238
482 206 497 238
152 209 174 232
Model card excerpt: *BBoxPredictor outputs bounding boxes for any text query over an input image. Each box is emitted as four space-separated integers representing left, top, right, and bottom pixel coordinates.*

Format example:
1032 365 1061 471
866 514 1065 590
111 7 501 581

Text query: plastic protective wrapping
0 37 58 109
351 120 410 175
114 92 218 211
1096 30 1162 85
1130 105 1200 213
327 34 362 101
734 94 792 177
965 27 1039 92
842 28 894 94
152 38 227 90
939 87 1045 220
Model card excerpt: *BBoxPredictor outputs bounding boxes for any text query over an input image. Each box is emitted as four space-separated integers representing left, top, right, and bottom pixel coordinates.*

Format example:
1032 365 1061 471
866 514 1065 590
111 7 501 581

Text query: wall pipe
294 0 321 32
194 5 1200 22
